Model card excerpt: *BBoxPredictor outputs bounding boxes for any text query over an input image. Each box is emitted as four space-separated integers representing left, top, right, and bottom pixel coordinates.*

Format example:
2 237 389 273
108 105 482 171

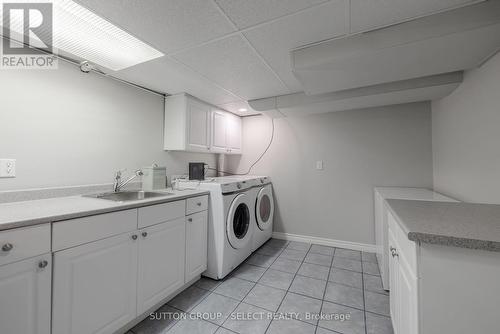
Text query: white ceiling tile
114 57 240 105
74 0 235 54
214 0 329 29
173 35 289 100
350 0 483 33
217 101 260 116
244 0 347 92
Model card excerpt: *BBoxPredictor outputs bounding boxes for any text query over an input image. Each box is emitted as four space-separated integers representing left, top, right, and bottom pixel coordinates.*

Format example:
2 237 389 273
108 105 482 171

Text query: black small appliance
189 162 205 180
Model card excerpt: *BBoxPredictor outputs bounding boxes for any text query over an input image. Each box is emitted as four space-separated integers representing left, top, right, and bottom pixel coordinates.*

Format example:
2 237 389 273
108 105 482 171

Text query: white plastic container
142 165 166 190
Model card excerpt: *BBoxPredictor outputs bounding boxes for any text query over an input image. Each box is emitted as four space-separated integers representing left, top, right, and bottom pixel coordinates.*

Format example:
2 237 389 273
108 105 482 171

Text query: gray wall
0 60 216 191
432 52 500 204
225 103 433 245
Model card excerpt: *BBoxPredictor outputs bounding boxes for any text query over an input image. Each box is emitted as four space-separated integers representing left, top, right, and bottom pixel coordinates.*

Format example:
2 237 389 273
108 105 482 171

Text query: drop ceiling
75 0 482 116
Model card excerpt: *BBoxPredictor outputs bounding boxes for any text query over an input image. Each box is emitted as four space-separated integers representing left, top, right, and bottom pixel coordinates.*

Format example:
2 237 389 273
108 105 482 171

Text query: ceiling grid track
209 0 292 92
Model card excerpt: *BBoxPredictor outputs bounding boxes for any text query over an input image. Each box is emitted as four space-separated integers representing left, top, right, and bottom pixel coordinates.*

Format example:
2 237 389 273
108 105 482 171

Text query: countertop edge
385 199 500 252
0 190 209 232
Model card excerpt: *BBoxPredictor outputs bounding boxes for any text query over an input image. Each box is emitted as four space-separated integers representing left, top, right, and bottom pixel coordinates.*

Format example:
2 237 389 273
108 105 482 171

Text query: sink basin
85 190 174 202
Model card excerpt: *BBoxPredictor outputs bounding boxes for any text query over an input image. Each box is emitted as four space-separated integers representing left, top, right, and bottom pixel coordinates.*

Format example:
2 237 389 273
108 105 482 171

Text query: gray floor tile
266 239 289 249
277 292 322 325
335 248 362 261
362 252 378 264
243 284 286 311
214 277 255 301
266 318 316 334
286 241 311 251
222 303 273 334
279 248 307 262
270 257 302 274
256 245 283 257
363 262 380 276
132 305 182 334
289 275 327 299
324 282 364 309
195 277 222 291
315 327 337 333
258 269 295 290
167 317 219 334
365 291 390 316
246 253 276 268
215 328 237 334
319 301 365 334
304 253 332 267
332 257 362 272
364 274 388 295
310 245 335 256
232 264 267 282
366 312 394 334
297 262 329 281
167 285 211 312
329 268 363 289
191 293 239 325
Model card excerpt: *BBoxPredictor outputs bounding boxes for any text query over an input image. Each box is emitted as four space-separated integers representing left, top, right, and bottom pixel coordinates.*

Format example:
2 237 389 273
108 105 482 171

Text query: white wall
432 52 500 204
0 60 216 191
225 103 433 246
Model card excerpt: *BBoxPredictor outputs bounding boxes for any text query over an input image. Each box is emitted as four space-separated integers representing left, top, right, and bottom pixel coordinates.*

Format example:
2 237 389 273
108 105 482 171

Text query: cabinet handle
142 232 148 238
390 247 399 258
188 218 193 222
1 243 13 252
197 202 202 206
131 235 138 240
38 260 48 269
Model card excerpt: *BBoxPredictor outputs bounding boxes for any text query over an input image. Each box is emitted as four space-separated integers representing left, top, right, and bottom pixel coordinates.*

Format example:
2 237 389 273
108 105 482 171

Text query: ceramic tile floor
128 239 393 334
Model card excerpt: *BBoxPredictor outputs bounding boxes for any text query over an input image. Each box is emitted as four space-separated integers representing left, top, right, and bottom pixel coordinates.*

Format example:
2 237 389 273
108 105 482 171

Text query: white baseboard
272 232 377 253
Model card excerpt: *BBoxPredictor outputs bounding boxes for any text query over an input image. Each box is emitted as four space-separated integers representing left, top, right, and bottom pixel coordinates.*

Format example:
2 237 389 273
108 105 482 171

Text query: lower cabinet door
398 259 419 334
0 255 52 334
52 233 138 334
137 218 186 315
185 211 208 282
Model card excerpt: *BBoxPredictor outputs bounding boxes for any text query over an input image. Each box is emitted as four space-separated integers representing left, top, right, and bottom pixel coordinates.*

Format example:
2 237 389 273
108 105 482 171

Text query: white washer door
226 193 252 249
255 185 274 231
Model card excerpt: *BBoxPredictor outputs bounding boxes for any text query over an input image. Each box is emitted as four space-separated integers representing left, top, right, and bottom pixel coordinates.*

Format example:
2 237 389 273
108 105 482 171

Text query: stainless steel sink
84 190 174 202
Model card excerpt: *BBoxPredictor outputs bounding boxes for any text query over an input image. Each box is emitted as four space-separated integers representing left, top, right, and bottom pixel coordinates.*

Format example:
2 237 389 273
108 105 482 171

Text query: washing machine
179 177 255 279
252 177 274 251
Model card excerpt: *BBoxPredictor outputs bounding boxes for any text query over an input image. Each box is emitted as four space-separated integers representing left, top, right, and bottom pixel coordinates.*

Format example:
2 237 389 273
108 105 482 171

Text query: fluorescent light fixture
2 0 164 71
238 108 248 112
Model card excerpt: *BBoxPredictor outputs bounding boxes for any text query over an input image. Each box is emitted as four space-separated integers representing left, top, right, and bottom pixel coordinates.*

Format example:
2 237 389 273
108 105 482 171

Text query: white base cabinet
52 233 138 334
0 255 52 334
185 211 208 282
137 218 186 314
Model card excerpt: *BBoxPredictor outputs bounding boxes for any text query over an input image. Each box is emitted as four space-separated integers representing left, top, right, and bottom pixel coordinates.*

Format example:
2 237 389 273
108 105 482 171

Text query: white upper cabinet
164 93 242 154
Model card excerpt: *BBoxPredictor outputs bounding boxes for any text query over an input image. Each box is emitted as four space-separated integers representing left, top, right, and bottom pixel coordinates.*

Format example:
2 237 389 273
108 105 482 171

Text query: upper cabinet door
0 255 52 334
211 109 228 153
187 99 211 152
226 113 242 154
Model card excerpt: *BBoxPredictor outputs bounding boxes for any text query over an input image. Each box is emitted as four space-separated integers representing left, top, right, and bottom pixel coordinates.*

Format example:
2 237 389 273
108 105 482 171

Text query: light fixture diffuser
2 0 164 71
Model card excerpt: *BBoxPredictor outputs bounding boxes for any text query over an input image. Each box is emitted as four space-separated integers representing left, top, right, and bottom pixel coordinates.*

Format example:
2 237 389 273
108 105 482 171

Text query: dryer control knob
260 178 264 184
237 183 242 189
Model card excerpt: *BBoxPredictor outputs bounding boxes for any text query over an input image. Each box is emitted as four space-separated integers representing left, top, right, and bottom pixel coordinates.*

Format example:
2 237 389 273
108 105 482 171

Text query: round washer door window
227 194 251 249
256 186 274 231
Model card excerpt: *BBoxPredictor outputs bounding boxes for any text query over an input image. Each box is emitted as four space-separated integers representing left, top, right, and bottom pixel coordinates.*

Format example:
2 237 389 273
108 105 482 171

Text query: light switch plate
316 160 324 170
0 159 16 178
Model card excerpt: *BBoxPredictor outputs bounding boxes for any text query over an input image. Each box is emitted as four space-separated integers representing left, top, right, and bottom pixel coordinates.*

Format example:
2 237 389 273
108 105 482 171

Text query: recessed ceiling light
238 108 248 112
5 0 164 71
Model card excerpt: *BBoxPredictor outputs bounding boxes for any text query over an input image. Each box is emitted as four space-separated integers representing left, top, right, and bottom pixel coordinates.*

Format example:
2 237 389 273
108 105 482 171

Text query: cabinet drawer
0 224 51 266
186 195 208 215
53 210 137 251
138 200 185 228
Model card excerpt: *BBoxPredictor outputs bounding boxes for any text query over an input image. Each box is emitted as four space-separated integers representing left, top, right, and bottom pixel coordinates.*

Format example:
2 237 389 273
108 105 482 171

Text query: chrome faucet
113 169 143 192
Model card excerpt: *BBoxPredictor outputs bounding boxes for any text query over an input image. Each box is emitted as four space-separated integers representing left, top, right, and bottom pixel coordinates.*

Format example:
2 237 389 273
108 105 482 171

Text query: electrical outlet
316 160 324 170
0 159 16 178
